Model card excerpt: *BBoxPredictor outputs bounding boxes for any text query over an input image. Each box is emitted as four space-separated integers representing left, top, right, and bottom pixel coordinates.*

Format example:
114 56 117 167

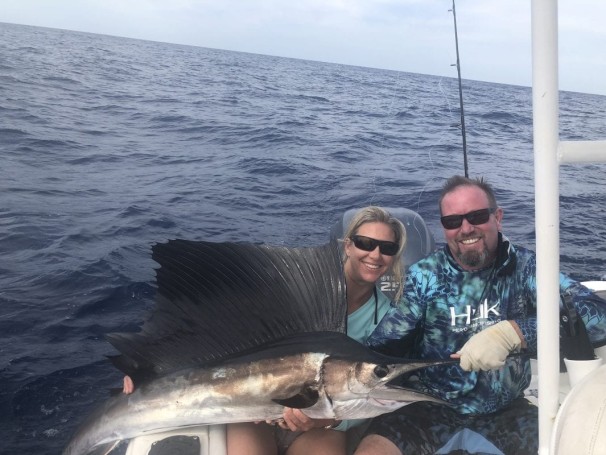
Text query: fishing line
368 2 471 214
363 70 404 208
411 76 456 214
365 69 437 212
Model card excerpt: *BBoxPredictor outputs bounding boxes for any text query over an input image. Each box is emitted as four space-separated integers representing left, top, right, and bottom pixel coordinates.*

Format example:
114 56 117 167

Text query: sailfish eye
374 365 389 378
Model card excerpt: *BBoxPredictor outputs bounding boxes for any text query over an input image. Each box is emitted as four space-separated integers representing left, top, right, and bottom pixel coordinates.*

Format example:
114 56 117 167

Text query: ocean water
1 21 605 454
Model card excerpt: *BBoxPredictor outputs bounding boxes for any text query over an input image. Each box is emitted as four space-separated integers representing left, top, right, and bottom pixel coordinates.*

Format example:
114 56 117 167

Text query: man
354 175 606 455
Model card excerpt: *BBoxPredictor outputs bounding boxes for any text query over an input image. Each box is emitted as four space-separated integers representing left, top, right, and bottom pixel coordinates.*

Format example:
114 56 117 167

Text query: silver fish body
64 336 450 455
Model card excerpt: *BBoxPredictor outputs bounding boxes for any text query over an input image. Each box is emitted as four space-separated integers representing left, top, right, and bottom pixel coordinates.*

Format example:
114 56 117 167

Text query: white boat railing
532 1 606 453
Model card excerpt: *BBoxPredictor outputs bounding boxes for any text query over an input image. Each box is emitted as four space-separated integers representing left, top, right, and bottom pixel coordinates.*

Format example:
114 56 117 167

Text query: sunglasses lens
467 210 491 225
379 243 398 256
440 215 463 230
352 236 375 252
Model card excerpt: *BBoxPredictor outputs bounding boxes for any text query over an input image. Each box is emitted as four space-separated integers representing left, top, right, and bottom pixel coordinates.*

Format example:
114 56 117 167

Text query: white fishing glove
457 321 522 371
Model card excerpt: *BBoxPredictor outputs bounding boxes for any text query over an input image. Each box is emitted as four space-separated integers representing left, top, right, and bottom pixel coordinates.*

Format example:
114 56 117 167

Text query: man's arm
366 300 421 357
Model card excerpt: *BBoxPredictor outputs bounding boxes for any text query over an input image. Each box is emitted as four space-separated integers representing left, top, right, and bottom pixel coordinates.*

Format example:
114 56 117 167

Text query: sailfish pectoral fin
272 386 320 409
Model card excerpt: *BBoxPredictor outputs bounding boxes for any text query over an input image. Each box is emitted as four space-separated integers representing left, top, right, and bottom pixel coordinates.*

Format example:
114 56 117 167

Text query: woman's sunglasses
440 207 496 230
350 235 399 256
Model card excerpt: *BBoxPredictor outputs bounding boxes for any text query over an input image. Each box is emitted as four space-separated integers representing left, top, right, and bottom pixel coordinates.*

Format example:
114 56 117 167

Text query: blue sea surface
1 22 605 454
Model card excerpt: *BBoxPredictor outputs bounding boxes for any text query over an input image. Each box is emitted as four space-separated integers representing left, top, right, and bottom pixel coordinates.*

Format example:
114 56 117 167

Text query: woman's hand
273 408 338 432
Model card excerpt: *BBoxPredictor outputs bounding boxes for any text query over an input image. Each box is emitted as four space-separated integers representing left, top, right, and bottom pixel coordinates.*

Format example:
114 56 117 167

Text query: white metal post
531 0 561 453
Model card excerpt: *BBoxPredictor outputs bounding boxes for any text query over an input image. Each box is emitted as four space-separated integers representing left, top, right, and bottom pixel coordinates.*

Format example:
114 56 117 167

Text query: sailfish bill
64 240 452 454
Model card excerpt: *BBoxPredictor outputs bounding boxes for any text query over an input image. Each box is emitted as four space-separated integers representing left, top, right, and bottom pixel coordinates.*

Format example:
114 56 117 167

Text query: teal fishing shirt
347 288 392 344
367 234 606 414
334 288 392 431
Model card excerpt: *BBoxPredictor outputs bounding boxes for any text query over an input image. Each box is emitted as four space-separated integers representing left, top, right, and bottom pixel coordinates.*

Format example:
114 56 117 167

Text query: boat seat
122 425 226 455
551 362 606 454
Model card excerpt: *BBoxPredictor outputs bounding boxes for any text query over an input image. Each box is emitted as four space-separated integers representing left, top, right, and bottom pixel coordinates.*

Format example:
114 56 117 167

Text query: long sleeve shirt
367 234 606 414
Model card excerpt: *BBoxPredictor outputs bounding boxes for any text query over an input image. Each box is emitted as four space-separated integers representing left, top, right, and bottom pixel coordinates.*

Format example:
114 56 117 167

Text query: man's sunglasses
440 208 496 230
350 235 399 256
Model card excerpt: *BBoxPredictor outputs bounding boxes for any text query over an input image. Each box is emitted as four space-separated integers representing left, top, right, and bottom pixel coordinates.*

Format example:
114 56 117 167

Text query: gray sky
2 0 606 96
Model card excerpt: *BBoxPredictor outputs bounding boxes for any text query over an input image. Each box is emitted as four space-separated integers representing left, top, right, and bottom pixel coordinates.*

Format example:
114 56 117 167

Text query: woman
227 206 407 455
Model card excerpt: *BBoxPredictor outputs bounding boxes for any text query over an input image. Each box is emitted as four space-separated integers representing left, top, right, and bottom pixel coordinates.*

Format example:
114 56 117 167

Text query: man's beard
456 247 490 269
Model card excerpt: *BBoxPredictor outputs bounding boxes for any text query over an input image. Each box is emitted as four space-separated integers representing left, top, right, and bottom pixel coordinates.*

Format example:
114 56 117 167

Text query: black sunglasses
350 235 399 256
440 208 496 230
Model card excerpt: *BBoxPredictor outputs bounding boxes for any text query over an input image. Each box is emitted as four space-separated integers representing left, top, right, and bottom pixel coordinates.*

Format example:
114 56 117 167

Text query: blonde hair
342 206 407 302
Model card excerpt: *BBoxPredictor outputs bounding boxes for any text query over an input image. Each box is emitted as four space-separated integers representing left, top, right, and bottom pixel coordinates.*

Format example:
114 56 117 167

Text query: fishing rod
449 0 469 178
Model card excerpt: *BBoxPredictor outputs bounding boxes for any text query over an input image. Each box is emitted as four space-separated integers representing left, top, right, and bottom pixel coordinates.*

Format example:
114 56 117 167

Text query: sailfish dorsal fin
106 239 347 379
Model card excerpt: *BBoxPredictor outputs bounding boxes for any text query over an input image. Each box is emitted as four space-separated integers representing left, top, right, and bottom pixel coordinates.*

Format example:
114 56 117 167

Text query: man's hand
452 320 523 371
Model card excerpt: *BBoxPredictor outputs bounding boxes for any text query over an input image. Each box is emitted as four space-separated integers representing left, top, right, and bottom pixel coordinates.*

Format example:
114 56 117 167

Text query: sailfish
64 239 452 455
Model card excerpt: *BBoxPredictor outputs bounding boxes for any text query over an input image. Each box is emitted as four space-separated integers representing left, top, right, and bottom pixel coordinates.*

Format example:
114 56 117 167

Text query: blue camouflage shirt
367 234 606 414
